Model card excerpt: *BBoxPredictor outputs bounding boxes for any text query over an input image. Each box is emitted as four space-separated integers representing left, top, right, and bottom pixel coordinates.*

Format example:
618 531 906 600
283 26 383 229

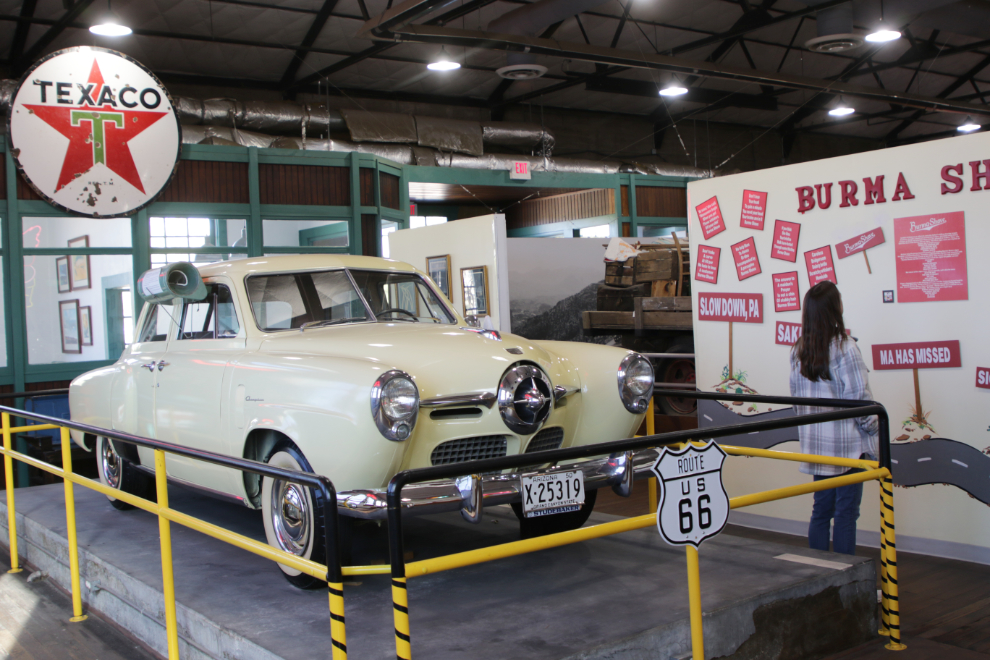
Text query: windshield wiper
299 317 367 332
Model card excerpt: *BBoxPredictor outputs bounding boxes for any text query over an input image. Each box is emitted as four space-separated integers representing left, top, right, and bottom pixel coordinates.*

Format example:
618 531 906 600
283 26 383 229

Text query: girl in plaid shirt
790 281 878 555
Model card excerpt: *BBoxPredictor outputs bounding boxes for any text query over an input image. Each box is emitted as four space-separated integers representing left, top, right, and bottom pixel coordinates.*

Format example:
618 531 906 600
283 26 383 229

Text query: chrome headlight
498 363 553 435
618 353 654 414
371 370 419 441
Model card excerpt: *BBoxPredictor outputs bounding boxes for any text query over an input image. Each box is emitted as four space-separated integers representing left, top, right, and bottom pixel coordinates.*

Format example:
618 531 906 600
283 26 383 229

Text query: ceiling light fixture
659 82 688 97
958 116 981 133
829 97 855 117
427 47 460 71
865 0 900 43
89 0 131 37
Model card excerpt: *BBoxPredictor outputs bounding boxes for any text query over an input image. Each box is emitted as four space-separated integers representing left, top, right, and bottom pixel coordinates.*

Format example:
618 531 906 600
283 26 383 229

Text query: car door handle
142 361 157 372
157 361 170 371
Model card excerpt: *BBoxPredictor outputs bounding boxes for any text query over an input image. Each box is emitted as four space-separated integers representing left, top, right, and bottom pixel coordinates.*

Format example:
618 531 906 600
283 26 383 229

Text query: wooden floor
0 550 159 660
599 485 990 660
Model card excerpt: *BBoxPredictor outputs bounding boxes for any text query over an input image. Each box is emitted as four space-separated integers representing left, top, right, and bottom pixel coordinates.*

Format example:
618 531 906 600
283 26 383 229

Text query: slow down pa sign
8 46 181 217
652 442 729 548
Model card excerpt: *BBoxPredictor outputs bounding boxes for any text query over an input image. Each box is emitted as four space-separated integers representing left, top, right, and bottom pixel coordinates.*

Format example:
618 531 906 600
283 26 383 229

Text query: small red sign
976 367 990 389
696 196 725 240
893 211 968 303
695 245 720 284
731 236 761 281
804 246 837 285
836 227 885 259
775 321 802 346
740 190 767 230
772 272 801 312
771 220 800 262
698 292 763 324
872 340 961 371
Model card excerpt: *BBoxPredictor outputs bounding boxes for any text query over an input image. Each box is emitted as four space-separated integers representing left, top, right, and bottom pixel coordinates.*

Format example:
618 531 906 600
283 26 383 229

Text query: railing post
880 475 906 651
321 480 348 660
646 397 658 513
154 449 181 659
388 478 412 660
2 412 20 573
60 427 87 622
685 545 704 660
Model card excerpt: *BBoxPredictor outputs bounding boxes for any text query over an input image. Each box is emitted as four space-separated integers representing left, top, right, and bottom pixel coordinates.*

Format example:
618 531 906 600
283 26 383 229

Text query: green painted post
629 174 639 239
399 167 411 230
373 159 383 257
5 146 28 487
248 148 262 257
349 152 362 256
614 185 625 235
131 210 151 316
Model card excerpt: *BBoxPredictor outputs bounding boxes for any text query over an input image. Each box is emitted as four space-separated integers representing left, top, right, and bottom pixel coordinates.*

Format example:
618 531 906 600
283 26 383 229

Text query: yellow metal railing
0 411 349 659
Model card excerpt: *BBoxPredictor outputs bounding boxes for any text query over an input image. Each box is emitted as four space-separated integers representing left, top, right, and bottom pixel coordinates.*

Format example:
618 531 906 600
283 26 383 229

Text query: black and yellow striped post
878 512 891 637
387 474 413 660
879 476 906 650
328 581 347 659
319 478 348 660
392 575 412 659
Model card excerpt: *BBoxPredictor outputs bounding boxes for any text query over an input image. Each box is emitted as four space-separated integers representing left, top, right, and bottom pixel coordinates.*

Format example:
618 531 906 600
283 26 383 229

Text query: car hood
258 322 567 398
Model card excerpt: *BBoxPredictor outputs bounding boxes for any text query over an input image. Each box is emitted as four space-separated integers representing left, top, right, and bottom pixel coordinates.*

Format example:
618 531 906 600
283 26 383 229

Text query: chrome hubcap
271 480 310 556
100 439 121 489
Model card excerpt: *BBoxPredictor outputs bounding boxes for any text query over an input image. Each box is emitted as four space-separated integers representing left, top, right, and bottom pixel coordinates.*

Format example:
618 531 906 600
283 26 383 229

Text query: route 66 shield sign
652 441 729 548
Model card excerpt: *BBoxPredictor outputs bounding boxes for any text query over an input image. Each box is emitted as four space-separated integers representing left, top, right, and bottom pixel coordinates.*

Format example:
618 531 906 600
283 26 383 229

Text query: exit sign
510 161 531 180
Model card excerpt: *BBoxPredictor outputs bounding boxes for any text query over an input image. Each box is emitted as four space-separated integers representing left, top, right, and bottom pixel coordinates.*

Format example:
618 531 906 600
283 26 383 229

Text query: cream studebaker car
70 255 653 587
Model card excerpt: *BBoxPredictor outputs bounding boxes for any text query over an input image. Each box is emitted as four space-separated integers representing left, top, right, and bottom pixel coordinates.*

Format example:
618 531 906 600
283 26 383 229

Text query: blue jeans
810 471 863 555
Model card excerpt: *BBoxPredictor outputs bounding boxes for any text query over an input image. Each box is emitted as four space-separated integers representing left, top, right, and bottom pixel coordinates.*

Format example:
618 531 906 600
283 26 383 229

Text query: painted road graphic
698 399 990 505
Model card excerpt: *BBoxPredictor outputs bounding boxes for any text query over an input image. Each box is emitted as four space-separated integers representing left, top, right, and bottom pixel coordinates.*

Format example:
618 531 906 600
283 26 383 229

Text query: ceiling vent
805 33 866 52
496 63 548 80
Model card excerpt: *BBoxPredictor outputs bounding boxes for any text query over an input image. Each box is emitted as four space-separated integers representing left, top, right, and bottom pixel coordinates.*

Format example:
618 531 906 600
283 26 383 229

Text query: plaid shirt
790 337 879 476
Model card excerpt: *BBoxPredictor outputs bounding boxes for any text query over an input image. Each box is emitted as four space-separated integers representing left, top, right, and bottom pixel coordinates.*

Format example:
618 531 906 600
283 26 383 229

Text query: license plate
520 470 584 518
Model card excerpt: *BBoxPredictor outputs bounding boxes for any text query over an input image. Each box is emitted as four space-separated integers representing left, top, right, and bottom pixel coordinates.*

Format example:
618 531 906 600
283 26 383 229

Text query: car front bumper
336 447 662 520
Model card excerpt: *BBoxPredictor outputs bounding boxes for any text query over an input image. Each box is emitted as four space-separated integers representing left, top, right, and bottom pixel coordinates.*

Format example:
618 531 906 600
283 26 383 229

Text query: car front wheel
261 441 330 589
95 436 156 510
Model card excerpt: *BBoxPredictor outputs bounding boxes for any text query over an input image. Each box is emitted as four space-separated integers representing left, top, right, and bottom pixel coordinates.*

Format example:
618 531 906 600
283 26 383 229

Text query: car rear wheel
261 440 331 589
511 488 597 540
95 436 156 511
656 342 696 416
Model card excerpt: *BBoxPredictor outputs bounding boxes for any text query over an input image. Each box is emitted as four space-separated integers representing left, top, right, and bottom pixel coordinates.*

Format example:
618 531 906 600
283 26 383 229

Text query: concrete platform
0 483 877 660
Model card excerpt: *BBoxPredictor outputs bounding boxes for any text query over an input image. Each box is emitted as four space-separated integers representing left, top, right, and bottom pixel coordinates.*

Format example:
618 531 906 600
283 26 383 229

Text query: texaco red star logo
24 60 168 194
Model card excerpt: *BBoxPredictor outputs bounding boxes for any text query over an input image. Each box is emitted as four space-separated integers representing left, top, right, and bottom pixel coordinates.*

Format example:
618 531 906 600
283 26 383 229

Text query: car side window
178 284 240 340
137 304 173 343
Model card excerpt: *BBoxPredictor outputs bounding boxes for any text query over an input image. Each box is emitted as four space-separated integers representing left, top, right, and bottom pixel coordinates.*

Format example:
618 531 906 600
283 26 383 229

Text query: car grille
430 435 508 465
525 427 564 453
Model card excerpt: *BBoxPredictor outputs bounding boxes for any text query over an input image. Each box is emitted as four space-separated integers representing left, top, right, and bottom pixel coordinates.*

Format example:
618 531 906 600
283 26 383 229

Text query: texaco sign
8 47 180 217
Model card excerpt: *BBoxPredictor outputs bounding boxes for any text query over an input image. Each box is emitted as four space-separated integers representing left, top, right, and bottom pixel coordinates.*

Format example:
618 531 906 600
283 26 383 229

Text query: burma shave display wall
688 130 990 561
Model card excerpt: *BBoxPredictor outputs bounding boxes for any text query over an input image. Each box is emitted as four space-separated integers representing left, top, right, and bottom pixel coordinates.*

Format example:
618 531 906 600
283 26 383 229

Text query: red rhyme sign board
696 196 726 240
8 47 180 218
731 237 761 280
771 220 800 262
698 293 763 323
976 367 990 390
836 227 885 259
893 211 968 303
872 340 961 371
695 245 720 284
775 321 802 346
740 190 767 230
804 246 837 285
772 272 801 312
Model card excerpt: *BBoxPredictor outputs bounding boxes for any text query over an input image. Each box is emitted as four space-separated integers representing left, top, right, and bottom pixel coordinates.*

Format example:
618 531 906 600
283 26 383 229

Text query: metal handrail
384 390 897 659
0 388 70 400
0 404 347 659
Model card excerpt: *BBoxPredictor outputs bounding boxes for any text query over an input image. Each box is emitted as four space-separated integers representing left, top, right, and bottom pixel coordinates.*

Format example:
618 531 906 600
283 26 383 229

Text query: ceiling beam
15 0 96 74
8 0 37 63
280 0 341 88
585 77 778 110
487 20 564 116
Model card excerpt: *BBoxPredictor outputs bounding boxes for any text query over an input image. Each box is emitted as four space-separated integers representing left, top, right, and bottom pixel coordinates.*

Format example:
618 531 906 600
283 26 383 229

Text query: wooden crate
597 283 650 311
634 250 678 283
605 260 634 286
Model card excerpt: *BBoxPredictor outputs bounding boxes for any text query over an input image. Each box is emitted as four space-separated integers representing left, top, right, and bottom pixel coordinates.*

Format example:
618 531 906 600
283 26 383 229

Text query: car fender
533 341 645 446
230 352 408 492
68 366 118 449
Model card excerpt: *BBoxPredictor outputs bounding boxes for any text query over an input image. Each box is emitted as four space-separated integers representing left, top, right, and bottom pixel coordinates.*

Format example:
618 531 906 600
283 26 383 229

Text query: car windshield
246 269 455 331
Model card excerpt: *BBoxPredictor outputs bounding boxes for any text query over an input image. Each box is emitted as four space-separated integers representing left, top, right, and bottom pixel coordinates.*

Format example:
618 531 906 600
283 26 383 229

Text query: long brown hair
794 281 846 382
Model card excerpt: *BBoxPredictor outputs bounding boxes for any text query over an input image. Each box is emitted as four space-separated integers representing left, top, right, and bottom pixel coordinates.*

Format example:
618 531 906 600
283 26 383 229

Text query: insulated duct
177 125 711 178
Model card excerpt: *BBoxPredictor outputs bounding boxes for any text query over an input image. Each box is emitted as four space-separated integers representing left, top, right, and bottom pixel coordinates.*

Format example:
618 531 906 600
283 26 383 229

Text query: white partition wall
688 131 990 563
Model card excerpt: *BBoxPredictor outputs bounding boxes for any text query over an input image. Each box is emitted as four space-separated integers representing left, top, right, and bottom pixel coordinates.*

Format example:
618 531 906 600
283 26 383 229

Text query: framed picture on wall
68 235 91 290
460 266 490 318
59 299 82 354
56 256 71 293
426 255 452 299
80 306 93 346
